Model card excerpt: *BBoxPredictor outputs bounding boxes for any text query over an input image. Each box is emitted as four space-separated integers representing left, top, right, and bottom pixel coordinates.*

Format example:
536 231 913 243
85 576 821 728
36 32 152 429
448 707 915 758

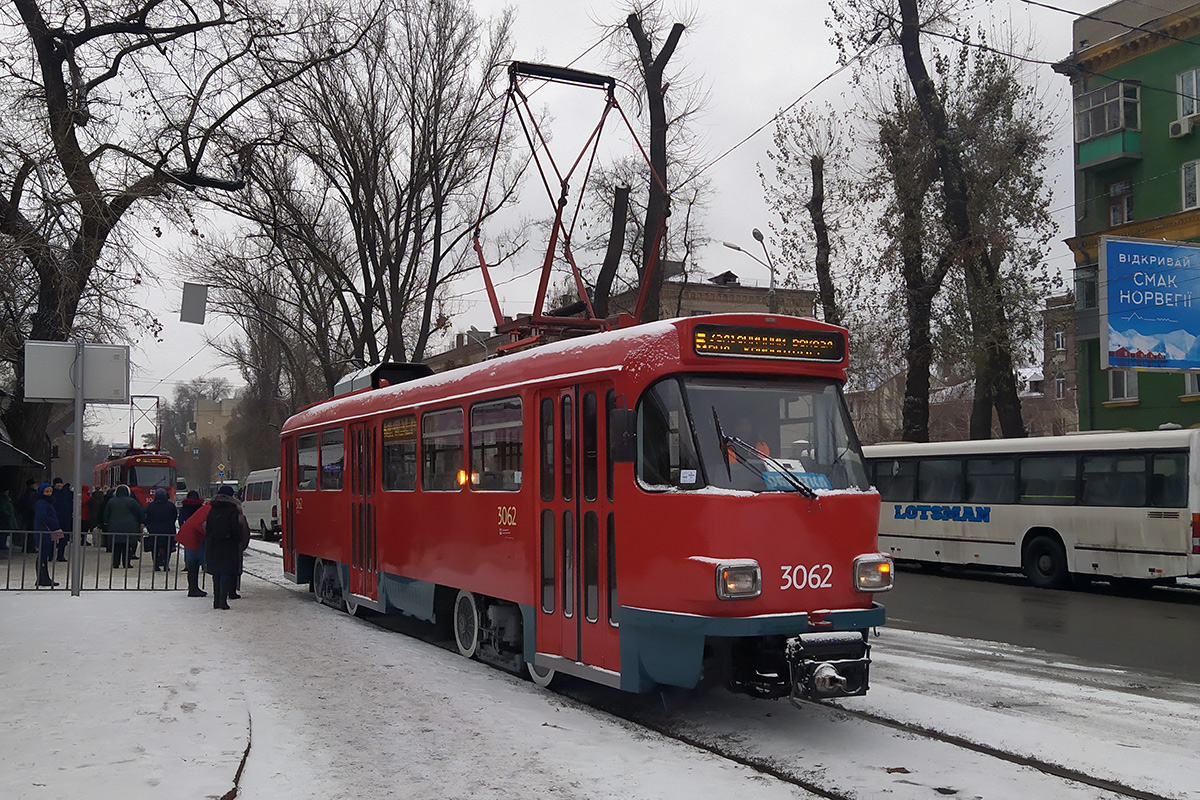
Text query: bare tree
0 0 364 460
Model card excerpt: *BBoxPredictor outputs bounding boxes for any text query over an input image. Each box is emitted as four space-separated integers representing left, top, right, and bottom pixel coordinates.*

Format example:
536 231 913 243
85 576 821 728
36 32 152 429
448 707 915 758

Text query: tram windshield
636 376 869 493
127 464 176 489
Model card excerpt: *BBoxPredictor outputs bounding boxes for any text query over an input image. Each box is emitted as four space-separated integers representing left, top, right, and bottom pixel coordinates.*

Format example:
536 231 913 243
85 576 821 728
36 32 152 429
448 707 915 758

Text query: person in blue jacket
144 488 178 571
32 483 62 587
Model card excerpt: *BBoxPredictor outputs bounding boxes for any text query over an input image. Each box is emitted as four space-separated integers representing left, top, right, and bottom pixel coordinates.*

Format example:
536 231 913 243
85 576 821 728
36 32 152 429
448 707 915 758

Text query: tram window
583 392 598 501
562 396 573 501
874 459 915 502
540 398 554 502
541 510 555 613
1019 455 1076 505
965 457 1017 503
1151 453 1187 507
607 513 618 627
584 511 599 623
605 391 615 502
320 428 345 490
916 458 963 503
297 434 319 491
422 408 464 491
382 415 418 491
636 378 702 490
469 397 522 491
562 511 575 617
1082 453 1146 507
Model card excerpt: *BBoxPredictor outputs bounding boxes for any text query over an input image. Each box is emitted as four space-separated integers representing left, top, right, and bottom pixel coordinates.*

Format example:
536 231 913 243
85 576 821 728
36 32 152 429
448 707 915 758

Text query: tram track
240 550 1183 800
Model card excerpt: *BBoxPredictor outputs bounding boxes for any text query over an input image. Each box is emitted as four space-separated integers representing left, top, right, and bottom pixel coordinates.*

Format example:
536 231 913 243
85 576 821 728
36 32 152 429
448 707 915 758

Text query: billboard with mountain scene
1100 236 1200 371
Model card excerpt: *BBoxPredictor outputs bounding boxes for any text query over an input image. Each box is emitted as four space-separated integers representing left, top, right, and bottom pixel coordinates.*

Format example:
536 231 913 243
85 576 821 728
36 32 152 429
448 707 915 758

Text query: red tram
280 313 893 701
93 449 178 506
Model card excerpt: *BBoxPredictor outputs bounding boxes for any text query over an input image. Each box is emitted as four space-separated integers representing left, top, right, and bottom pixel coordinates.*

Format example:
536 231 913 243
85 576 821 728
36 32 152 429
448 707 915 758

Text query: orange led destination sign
692 324 845 362
135 456 172 465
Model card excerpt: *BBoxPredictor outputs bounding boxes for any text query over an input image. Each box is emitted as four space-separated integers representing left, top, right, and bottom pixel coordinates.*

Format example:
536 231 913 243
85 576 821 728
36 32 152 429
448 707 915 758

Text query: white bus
863 430 1200 588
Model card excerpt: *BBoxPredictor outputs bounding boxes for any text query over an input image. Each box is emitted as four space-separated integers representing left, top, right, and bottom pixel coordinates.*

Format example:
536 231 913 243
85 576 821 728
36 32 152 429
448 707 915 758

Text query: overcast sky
90 0 1088 445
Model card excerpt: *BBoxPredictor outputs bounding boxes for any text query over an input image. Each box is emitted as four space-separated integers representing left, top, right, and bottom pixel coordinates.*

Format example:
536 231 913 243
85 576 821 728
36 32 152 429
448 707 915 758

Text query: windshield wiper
711 407 817 499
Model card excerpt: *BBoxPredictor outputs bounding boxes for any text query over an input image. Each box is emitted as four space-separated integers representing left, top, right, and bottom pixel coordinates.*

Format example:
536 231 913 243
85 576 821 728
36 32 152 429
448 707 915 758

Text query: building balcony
1077 129 1141 170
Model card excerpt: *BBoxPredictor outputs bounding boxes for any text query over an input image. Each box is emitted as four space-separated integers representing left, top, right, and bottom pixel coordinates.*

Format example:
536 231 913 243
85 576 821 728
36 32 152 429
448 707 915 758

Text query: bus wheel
527 661 557 689
453 590 480 658
260 521 270 540
1023 535 1068 589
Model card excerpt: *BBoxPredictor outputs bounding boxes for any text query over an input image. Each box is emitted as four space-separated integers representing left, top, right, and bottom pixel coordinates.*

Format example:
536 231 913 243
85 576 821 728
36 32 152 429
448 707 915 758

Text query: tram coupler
785 631 871 702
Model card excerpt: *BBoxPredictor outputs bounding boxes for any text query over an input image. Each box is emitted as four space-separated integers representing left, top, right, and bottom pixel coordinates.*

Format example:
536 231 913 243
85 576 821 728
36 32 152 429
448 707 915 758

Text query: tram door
535 382 618 671
282 438 297 576
348 422 379 602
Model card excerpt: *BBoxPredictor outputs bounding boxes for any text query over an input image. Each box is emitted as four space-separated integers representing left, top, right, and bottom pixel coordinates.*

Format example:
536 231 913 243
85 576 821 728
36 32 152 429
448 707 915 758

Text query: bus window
1151 453 1187 508
297 434 319 491
320 428 345 490
874 459 915 502
469 397 522 491
916 458 962 503
966 457 1017 503
382 415 417 491
1019 455 1076 505
422 408 464 491
1082 454 1146 507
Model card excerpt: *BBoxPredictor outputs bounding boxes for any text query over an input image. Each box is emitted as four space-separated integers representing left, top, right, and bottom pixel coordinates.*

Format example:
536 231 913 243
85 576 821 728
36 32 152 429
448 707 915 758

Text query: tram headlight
853 554 895 593
716 561 761 600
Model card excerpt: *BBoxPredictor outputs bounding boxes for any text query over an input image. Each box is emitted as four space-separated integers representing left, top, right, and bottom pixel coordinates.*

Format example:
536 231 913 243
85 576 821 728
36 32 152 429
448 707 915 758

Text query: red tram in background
93 449 178 505
280 313 893 701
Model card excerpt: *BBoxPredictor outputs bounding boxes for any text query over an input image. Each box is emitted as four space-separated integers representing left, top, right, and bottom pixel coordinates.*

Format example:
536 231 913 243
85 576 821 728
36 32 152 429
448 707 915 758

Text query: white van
240 467 281 540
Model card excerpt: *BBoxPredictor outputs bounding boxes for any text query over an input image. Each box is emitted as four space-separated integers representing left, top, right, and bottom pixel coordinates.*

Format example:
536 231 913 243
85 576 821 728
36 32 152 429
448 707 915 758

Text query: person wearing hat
144 487 178 571
202 485 250 610
51 478 73 562
32 482 63 587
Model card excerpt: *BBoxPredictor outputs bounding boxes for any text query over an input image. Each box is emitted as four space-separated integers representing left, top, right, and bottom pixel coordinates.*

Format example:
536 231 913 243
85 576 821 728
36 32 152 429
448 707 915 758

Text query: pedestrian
51 478 73 562
32 482 62 587
79 484 92 544
96 487 114 551
177 490 207 597
202 485 250 610
144 488 177 571
18 478 37 552
101 485 144 569
0 485 19 555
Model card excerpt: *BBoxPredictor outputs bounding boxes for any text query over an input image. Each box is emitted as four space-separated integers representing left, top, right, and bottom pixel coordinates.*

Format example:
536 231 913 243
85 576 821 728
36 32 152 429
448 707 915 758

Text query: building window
1187 372 1200 395
1055 373 1066 400
1075 266 1098 310
1074 81 1140 143
1184 160 1200 211
1180 68 1200 118
1053 327 1065 351
1108 182 1133 226
1110 370 1138 401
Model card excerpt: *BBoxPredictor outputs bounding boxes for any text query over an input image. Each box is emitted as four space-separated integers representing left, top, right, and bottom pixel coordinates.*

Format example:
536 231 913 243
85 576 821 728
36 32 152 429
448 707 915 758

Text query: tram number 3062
780 564 834 590
497 506 517 526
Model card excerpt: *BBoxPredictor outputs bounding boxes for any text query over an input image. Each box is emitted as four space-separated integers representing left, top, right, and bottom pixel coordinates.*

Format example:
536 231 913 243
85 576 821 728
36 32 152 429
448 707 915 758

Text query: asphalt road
881 565 1200 682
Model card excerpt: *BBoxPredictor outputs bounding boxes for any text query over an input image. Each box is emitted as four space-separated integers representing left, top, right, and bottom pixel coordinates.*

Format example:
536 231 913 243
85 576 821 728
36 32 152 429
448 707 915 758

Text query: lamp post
466 327 490 361
723 231 779 313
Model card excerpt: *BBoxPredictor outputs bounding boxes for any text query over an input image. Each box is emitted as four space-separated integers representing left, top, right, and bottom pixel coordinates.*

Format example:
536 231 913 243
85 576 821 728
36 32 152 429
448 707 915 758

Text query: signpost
23 341 130 596
1100 236 1200 371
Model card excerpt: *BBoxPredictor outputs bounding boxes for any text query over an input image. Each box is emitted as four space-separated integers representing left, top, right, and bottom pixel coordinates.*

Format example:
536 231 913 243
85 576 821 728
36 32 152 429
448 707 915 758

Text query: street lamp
466 326 490 360
723 231 778 313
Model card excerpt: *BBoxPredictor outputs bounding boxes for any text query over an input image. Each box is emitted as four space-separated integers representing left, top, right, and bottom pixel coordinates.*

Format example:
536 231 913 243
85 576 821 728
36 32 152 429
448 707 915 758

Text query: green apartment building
1056 0 1200 429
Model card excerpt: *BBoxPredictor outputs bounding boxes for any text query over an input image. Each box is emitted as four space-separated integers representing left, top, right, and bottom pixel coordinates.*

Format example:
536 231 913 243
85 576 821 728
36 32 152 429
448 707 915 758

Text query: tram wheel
312 559 327 603
453 589 480 658
1023 535 1069 589
527 661 557 689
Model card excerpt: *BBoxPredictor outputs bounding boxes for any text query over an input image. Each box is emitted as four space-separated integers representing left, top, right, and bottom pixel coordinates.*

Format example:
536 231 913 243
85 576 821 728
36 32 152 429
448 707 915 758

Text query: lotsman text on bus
892 504 991 523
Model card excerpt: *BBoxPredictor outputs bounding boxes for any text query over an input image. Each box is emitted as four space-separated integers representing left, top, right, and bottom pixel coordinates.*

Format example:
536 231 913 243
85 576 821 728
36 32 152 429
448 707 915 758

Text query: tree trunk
626 13 684 323
594 185 630 321
806 154 840 326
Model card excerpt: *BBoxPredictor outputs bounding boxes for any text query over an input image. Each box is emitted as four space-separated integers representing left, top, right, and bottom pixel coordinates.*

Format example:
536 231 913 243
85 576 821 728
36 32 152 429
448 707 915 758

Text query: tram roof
282 313 847 435
862 428 1200 458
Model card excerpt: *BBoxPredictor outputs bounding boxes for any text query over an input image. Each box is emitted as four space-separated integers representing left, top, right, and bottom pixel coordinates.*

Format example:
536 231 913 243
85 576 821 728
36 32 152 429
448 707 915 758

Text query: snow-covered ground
3 545 1197 800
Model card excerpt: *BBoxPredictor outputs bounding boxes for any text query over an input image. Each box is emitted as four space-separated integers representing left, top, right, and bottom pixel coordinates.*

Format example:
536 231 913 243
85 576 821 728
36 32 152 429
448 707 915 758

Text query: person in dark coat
203 486 250 610
96 487 114 551
102 485 144 569
32 483 62 587
0 486 19 554
178 490 207 597
51 478 73 562
144 488 178 571
79 485 92 543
